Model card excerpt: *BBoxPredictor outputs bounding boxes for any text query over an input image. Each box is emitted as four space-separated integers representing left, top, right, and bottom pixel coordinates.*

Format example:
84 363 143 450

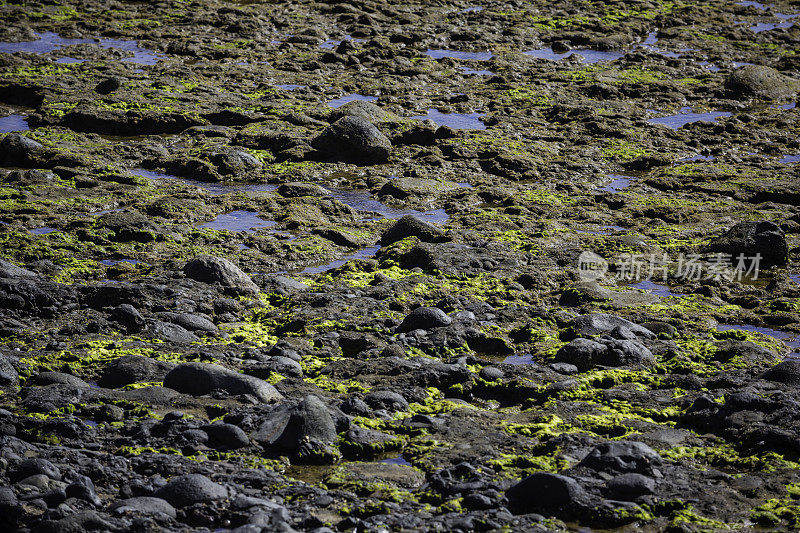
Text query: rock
164 362 283 402
311 116 391 164
153 474 227 508
506 472 588 513
364 390 409 412
184 255 259 295
725 65 797 100
202 422 250 449
396 306 452 333
0 258 39 279
555 338 655 371
577 441 662 475
706 221 789 266
338 332 385 356
99 210 158 243
111 496 177 518
31 372 88 387
65 474 101 505
211 149 263 175
378 177 458 199
761 360 800 386
95 77 123 94
479 366 504 381
252 395 336 451
173 313 218 333
0 356 18 386
146 321 199 344
12 458 60 482
98 355 176 388
604 473 656 501
380 215 449 245
0 133 45 166
277 182 328 197
568 313 655 339
329 100 398 123
110 304 145 332
340 425 400 458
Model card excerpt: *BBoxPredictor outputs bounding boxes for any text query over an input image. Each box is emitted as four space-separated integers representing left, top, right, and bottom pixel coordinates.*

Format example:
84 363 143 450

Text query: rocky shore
1 0 800 531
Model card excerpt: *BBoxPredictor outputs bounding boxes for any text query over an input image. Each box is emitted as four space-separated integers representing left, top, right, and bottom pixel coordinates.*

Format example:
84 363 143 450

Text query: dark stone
604 473 656 501
506 472 588 513
153 474 227 508
252 395 337 451
380 215 449 245
568 314 655 339
110 496 177 518
277 182 328 197
396 307 452 333
98 210 158 243
95 77 123 94
707 221 789 266
13 458 61 482
364 390 409 412
0 133 45 166
725 65 797 100
311 116 391 164
577 441 662 475
111 304 145 332
761 360 800 386
164 362 283 402
184 255 259 295
202 422 250 449
98 354 175 389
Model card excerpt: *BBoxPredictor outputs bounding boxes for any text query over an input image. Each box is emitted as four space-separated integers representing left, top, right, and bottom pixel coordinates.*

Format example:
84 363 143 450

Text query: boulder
311 116 391 164
725 65 797 100
707 221 789 266
153 474 227 508
380 215 448 245
163 362 282 402
184 255 259 295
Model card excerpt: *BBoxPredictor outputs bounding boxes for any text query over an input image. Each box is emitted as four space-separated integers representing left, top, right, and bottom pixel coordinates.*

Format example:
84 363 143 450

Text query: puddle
502 353 533 365
679 154 716 162
411 109 485 130
83 420 98 428
460 67 494 75
576 225 628 236
629 279 683 298
327 93 378 108
776 102 796 110
301 245 380 274
750 20 795 32
0 31 162 64
597 174 633 193
698 61 721 72
100 259 147 266
716 324 800 355
0 31 92 54
648 107 732 129
789 274 800 284
90 208 124 216
738 0 768 8
379 454 412 466
320 36 364 49
276 84 305 90
733 61 755 68
328 188 450 222
199 210 276 233
524 48 623 63
0 114 29 133
425 49 492 61
29 227 56 235
778 154 800 163
55 57 86 64
462 6 484 13
639 31 696 59
130 169 277 195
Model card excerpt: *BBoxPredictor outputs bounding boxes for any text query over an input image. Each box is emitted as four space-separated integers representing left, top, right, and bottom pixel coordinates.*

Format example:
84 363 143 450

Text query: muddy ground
1 0 800 531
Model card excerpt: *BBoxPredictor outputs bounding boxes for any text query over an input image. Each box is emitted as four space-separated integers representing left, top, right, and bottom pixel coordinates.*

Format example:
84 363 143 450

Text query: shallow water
502 353 534 365
679 154 715 162
425 49 492 61
379 454 412 466
320 36 364 49
328 188 450 223
597 174 633 193
779 154 800 163
0 114 29 133
629 279 683 298
55 57 86 64
99 258 147 266
327 93 378 108
411 109 485 130
130 169 277 195
524 48 623 63
575 225 628 236
776 102 796 110
200 210 276 233
789 274 800 284
648 107 732 129
0 31 92 54
716 324 800 355
0 31 162 64
460 66 494 75
29 227 56 235
275 84 305 90
462 6 483 12
301 245 380 274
